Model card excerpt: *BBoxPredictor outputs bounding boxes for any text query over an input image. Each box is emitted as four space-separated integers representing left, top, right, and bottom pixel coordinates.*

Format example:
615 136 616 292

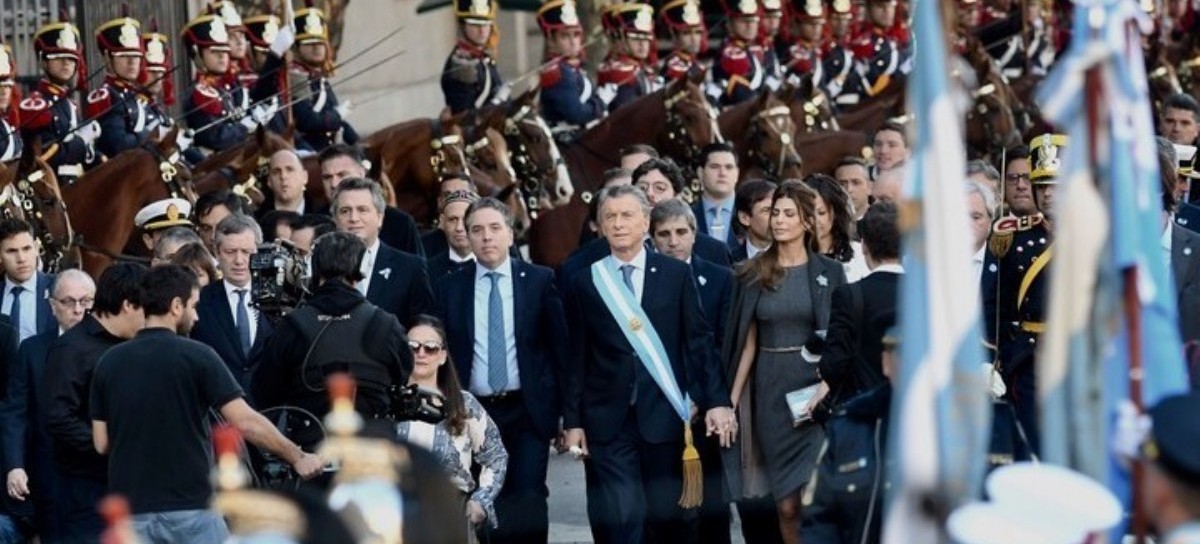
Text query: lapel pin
698 275 707 286
1186 247 1194 256
379 268 392 280
650 267 657 273
520 270 526 278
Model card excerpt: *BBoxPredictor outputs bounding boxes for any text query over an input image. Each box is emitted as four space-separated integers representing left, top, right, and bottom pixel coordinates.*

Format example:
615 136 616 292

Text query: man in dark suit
562 184 736 543
420 173 475 257
691 143 740 248
633 157 734 266
821 202 902 407
731 179 778 263
318 144 425 257
254 149 315 229
434 197 568 544
332 177 434 326
1 269 94 540
648 198 734 543
190 214 274 392
0 219 56 344
426 190 478 283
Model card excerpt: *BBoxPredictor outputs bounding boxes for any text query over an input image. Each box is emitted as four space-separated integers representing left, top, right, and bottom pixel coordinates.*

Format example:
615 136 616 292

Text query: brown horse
0 142 77 272
837 74 908 133
191 127 287 208
719 86 805 181
527 71 720 266
361 115 500 226
463 89 574 219
794 130 872 175
66 127 196 276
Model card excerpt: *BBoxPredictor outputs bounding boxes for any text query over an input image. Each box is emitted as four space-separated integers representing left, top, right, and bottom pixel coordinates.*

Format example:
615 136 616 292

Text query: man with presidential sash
981 133 1064 460
562 184 736 543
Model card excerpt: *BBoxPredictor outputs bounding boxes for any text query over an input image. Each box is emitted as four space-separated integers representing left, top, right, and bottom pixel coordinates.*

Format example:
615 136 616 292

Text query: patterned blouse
396 391 508 526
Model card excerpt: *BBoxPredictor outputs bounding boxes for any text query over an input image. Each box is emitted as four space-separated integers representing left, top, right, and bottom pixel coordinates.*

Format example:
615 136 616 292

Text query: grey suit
1172 225 1200 344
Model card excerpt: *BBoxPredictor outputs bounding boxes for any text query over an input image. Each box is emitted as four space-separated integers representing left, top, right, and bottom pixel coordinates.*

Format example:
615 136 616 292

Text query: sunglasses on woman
408 340 444 354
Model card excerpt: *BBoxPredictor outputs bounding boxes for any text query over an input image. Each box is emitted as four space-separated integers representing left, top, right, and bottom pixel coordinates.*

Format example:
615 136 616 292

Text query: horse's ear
255 125 268 148
519 87 540 107
158 126 180 152
438 107 453 124
19 136 39 173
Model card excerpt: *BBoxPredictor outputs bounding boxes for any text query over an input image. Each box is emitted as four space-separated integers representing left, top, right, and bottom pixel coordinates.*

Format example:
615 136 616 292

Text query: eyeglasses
54 297 94 309
408 340 444 354
1005 172 1031 183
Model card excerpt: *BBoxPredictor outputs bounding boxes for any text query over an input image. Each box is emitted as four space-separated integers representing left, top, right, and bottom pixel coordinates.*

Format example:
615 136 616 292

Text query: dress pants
1007 365 1040 459
587 406 688 544
692 418 731 544
476 394 550 544
54 474 105 544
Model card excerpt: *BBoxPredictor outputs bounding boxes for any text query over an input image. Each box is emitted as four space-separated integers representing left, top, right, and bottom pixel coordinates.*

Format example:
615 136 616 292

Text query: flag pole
281 0 296 132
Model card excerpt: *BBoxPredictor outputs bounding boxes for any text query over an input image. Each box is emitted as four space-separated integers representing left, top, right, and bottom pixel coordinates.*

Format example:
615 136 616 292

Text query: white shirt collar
4 274 37 294
475 256 513 281
973 245 986 263
1163 216 1174 253
870 262 905 275
223 278 251 297
610 246 648 270
449 249 475 263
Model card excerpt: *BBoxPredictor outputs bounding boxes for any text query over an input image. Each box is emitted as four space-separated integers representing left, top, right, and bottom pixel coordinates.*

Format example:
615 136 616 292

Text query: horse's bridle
747 105 803 179
966 83 1013 155
797 92 840 133
664 87 712 168
430 133 470 183
0 169 73 272
503 104 562 220
142 142 194 201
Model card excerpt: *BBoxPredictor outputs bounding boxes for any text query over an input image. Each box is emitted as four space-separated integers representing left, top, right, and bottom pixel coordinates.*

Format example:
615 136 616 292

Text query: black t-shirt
89 328 243 514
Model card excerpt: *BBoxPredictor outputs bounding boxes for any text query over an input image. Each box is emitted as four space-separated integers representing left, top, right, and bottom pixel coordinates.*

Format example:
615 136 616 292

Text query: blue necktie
486 272 508 393
7 286 22 334
235 289 252 356
620 264 636 296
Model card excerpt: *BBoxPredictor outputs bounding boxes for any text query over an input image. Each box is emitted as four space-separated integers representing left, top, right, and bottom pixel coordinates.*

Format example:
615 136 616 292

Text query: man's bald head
269 149 308 208
270 149 303 169
873 168 904 204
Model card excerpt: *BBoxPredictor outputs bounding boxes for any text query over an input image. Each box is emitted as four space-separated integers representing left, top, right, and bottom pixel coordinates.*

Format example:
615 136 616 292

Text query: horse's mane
573 86 672 164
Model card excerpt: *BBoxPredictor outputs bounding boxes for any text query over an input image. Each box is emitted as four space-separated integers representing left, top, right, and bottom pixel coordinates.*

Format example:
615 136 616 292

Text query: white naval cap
948 463 1122 544
134 198 193 232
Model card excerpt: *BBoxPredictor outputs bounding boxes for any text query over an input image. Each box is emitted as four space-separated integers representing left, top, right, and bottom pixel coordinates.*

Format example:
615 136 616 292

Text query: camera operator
191 214 273 392
251 231 413 437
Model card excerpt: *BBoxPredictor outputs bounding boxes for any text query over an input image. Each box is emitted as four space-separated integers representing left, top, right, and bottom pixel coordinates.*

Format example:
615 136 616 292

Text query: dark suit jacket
692 199 738 247
821 270 901 406
0 328 54 517
366 243 435 326
564 252 731 444
421 229 449 258
190 281 274 391
434 260 570 439
1173 225 1200 344
426 253 473 284
1 273 56 340
316 205 425 258
557 236 731 295
691 256 733 351
1176 203 1200 234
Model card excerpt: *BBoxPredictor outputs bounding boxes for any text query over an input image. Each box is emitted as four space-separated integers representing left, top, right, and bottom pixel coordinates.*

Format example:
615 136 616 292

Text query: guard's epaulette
988 213 1044 258
85 87 113 119
539 61 563 88
718 47 751 76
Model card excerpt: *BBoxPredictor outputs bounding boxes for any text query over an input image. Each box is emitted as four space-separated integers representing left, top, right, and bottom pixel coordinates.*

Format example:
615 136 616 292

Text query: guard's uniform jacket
848 22 910 97
441 40 503 114
711 37 766 106
783 39 825 85
291 61 359 152
184 74 248 154
821 37 860 106
18 80 89 182
0 115 20 163
981 213 1051 377
597 53 661 112
85 76 151 158
660 50 704 82
539 56 606 140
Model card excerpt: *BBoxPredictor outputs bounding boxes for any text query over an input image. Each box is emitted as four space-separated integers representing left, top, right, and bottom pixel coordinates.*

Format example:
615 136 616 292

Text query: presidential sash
590 261 691 423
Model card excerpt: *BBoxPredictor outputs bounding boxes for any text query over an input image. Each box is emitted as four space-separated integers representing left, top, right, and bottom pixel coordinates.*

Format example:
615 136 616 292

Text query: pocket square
379 268 392 280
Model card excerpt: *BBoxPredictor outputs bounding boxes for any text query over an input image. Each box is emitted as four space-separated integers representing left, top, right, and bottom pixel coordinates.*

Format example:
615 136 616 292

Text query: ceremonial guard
0 39 21 163
981 133 1065 460
756 0 785 90
821 0 860 106
710 0 768 106
658 0 708 83
537 0 606 142
19 16 96 185
212 1 255 90
182 13 254 154
848 0 910 98
87 11 152 158
781 0 826 85
441 0 505 114
597 3 662 112
243 11 293 135
290 2 359 152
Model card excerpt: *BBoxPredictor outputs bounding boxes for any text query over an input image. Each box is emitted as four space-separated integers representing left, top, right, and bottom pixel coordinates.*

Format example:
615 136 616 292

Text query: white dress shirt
746 240 767 260
1163 217 1174 272
2 275 39 342
358 238 381 296
608 247 648 302
449 250 475 263
972 245 987 286
223 279 258 347
471 258 520 395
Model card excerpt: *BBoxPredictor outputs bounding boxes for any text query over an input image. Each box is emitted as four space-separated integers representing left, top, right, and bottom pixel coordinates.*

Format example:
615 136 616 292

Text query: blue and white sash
591 261 690 422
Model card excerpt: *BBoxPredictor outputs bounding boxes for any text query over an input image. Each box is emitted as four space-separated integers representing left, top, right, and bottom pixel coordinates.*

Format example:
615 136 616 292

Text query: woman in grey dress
723 181 847 544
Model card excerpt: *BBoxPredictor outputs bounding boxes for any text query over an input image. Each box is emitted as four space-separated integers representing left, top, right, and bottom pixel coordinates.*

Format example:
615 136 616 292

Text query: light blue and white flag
1036 0 1189 538
883 0 991 540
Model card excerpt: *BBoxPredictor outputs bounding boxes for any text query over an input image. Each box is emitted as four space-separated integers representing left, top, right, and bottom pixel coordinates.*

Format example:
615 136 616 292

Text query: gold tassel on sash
678 423 702 509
